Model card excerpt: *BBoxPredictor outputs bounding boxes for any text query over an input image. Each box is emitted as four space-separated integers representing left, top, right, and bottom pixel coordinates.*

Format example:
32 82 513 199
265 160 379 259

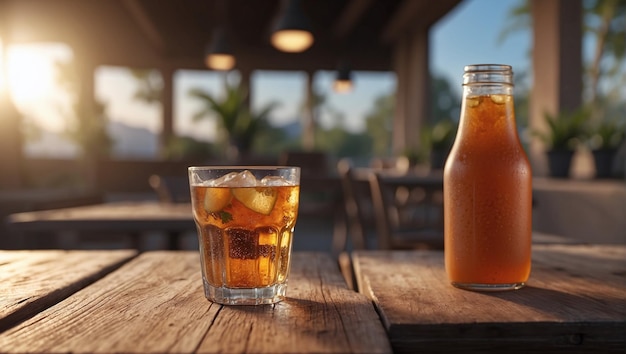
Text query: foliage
364 94 394 156
163 136 216 160
584 0 626 110
252 126 300 156
316 126 373 159
499 0 626 126
497 0 531 46
427 119 457 150
411 119 457 165
54 59 113 157
532 109 588 151
586 116 626 150
129 69 164 104
189 81 278 155
235 102 279 152
429 74 461 123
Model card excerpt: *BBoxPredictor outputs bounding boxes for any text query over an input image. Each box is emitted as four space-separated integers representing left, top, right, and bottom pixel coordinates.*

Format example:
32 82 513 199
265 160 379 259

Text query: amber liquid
444 94 532 287
191 185 299 288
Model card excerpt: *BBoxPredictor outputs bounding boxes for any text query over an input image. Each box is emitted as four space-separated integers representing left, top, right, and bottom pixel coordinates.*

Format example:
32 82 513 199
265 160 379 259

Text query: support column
238 65 251 111
77 55 99 190
392 27 430 156
302 70 315 151
0 2 23 189
392 35 409 155
160 67 174 158
530 0 583 176
0 70 23 190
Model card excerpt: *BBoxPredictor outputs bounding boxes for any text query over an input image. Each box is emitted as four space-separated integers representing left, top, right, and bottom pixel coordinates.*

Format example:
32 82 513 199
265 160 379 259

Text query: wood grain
0 250 137 332
0 252 391 354
353 244 626 353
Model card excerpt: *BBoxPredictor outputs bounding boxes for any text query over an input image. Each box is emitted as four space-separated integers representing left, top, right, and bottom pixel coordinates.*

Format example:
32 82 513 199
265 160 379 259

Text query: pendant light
271 0 314 53
205 28 235 71
333 62 353 93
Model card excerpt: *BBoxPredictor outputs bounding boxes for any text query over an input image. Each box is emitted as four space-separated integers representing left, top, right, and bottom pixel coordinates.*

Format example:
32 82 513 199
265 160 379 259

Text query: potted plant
423 119 457 170
533 109 587 178
586 117 625 178
189 81 277 160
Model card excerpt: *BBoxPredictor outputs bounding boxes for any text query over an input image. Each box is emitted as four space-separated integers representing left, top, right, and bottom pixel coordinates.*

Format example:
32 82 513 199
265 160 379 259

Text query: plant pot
430 149 449 170
546 150 574 178
592 149 616 179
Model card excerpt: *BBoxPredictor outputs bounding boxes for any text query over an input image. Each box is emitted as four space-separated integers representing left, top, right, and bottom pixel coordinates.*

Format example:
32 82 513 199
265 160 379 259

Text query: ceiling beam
381 1 429 43
332 0 374 40
121 0 167 54
89 43 391 72
381 0 461 43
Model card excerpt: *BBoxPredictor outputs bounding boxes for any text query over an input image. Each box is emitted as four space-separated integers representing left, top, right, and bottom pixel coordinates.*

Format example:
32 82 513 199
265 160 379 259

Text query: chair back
337 159 372 251
149 175 191 203
279 151 329 177
368 172 444 250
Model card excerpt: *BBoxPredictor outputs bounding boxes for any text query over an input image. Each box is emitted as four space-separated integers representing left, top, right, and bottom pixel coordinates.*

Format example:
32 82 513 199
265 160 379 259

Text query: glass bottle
443 64 532 291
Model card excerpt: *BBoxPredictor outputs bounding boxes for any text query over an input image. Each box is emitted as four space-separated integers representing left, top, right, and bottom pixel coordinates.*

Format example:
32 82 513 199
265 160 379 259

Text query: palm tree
499 0 626 116
189 81 278 159
585 0 626 118
129 69 163 105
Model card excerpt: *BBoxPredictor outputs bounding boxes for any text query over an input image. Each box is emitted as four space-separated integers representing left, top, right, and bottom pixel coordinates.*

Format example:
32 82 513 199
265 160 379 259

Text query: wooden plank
0 250 137 333
7 202 194 232
353 244 626 353
0 252 391 354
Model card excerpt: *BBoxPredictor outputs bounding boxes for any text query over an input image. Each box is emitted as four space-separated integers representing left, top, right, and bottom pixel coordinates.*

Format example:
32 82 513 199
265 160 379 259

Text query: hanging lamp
271 0 314 53
333 62 353 93
204 28 235 71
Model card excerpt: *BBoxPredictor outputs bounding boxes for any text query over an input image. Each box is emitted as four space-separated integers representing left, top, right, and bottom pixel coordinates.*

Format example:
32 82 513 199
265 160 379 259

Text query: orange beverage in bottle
444 64 532 291
189 167 300 305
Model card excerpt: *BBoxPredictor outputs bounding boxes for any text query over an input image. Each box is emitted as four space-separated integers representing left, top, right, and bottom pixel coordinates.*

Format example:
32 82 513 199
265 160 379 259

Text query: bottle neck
457 87 519 145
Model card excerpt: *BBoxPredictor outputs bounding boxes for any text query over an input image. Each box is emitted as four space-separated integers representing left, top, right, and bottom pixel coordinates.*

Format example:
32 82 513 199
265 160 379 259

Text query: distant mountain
24 121 159 159
108 121 158 158
25 120 300 159
24 130 79 158
278 120 302 138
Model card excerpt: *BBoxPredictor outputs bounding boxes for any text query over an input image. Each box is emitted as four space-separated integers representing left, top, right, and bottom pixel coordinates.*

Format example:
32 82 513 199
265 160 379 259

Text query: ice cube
214 170 258 187
466 96 480 108
261 176 293 186
490 94 510 105
190 171 204 185
207 172 238 187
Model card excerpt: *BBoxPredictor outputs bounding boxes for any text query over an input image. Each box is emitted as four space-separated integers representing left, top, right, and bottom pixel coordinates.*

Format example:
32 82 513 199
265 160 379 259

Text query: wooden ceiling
1 0 462 71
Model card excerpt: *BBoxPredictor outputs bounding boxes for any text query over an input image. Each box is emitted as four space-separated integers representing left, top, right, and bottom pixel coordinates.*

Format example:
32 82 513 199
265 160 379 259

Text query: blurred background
0 0 624 249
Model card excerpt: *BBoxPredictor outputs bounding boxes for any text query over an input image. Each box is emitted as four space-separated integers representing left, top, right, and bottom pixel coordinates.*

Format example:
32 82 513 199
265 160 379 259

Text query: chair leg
337 251 357 291
331 208 348 256
167 231 179 250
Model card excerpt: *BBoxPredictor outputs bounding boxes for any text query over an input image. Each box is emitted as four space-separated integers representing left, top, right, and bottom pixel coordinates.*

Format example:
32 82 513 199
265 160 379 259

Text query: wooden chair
148 175 191 204
279 151 329 176
368 172 444 250
336 159 374 253
279 151 346 254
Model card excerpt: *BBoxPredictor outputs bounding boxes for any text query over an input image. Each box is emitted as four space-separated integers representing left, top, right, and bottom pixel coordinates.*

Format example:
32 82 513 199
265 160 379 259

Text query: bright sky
2 0 601 157
431 0 531 95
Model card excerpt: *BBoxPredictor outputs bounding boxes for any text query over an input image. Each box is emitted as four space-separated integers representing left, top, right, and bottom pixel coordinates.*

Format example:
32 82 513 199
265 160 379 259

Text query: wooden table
6 201 196 250
352 244 626 353
0 250 391 353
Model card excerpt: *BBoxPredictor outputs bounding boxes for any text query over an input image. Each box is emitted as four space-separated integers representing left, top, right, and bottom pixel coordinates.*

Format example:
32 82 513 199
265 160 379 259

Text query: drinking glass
188 166 300 305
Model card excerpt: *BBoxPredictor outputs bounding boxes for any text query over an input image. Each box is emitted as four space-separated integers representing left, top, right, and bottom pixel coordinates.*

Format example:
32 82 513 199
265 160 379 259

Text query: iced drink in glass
188 166 300 305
